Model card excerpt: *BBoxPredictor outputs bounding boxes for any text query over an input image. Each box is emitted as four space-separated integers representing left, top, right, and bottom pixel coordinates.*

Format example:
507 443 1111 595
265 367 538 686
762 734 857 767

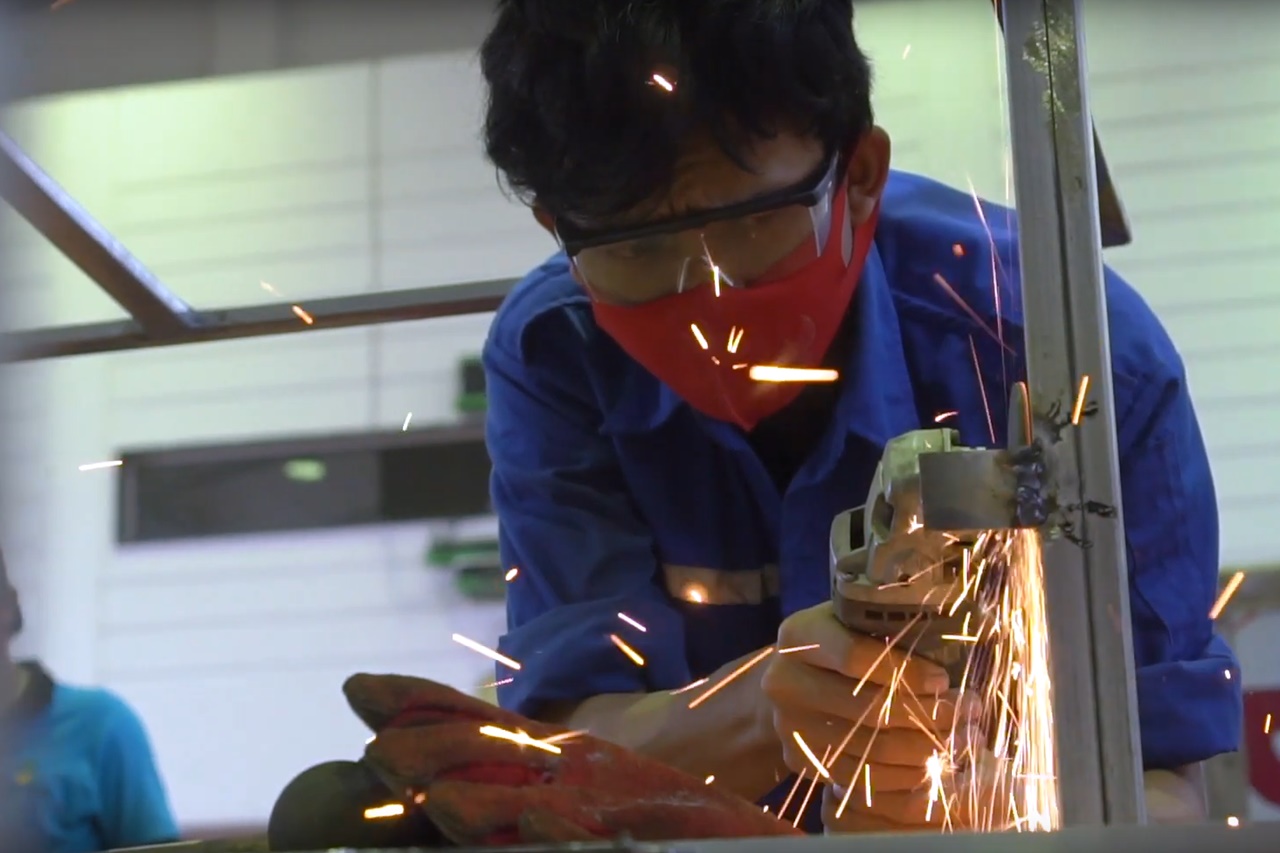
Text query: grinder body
829 384 1041 688
830 429 981 686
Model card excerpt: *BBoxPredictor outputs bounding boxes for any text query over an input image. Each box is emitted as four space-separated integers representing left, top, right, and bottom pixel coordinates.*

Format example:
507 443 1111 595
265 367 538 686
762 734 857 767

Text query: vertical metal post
999 0 1147 826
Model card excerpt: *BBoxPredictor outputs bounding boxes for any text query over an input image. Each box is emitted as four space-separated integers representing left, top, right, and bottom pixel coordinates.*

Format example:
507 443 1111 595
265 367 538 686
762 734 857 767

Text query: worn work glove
344 673 802 847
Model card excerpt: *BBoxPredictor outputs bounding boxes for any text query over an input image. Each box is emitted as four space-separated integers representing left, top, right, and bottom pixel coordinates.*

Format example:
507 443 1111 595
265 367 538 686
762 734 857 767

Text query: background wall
1 0 1278 830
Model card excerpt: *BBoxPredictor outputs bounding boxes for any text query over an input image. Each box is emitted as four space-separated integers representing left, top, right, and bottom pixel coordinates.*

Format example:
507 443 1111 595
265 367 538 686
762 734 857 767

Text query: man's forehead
609 133 825 225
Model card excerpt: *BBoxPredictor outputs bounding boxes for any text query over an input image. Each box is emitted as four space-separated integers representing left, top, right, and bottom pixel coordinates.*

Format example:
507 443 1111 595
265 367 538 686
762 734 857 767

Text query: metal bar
1000 0 1145 827
990 0 1132 249
0 279 514 362
0 129 199 334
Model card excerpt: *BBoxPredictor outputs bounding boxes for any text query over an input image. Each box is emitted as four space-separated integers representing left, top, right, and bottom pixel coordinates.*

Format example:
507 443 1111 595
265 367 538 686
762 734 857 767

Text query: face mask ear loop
808 183 835 259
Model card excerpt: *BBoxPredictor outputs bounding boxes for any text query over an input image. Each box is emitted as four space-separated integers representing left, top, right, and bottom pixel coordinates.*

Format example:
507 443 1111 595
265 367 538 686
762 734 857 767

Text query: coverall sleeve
95 693 180 848
484 311 693 719
1113 319 1243 769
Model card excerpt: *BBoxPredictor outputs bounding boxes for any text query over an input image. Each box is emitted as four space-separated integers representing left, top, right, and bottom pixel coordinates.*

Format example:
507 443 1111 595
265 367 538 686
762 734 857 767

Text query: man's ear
532 205 557 237
846 126 891 226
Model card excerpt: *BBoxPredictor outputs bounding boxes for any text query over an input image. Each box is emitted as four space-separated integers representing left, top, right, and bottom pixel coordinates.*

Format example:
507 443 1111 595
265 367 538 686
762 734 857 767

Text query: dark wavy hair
480 0 874 223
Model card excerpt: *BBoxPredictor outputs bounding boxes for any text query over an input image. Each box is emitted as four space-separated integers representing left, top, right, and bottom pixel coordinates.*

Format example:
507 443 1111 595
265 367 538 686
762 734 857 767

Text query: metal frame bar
1 280 513 361
0 129 198 335
1001 0 1145 827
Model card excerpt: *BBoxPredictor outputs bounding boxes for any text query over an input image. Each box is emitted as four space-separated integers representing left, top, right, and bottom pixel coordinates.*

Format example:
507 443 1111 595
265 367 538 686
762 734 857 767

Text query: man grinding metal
274 1 1241 845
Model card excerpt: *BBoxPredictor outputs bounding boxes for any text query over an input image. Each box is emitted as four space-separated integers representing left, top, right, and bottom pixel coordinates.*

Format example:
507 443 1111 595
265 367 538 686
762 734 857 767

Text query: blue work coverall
484 170 1243 826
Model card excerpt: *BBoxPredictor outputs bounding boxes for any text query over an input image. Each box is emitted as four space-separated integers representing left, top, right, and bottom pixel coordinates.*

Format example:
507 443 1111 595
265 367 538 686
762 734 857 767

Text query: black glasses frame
556 150 844 258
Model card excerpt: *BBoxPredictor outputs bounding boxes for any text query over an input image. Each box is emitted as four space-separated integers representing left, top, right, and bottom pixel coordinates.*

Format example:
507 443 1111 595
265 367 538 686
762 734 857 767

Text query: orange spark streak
364 804 405 820
969 335 996 444
1210 571 1246 620
1070 375 1091 425
932 272 1014 354
791 732 832 779
479 725 562 754
452 634 521 670
617 612 647 632
609 634 645 666
748 366 839 383
688 647 774 709
292 305 315 325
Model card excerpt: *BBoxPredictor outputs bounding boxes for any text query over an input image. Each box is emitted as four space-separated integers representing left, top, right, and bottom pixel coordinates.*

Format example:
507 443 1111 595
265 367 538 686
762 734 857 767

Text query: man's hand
762 602 978 832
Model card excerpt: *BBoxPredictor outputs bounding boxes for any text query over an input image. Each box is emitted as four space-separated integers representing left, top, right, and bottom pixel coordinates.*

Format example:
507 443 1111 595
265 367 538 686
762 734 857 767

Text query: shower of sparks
609 633 646 666
401 412 413 431
363 803 405 820
1209 571 1246 620
505 567 519 582
451 633 522 670
618 612 648 632
1070 375 1091 425
812 529 1058 834
957 529 1059 832
78 459 123 472
479 724 562 755
748 366 839 383
688 646 775 709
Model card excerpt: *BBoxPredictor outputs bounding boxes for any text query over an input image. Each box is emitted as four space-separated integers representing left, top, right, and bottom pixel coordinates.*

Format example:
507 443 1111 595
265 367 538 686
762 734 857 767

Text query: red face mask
588 185 880 431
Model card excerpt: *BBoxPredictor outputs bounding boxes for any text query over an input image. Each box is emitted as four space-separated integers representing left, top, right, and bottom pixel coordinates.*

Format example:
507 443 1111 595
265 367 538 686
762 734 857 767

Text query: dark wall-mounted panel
117 424 490 544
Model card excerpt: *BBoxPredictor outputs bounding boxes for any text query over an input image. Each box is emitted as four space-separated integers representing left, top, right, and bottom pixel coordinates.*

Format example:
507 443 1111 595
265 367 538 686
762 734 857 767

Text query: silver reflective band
662 564 781 606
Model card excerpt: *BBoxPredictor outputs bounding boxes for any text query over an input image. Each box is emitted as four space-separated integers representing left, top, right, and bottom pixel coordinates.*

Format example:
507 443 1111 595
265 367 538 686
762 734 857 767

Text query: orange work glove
344 673 802 847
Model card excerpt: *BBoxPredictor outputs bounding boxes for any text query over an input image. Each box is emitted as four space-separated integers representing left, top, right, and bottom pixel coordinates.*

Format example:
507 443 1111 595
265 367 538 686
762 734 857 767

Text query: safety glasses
557 151 844 305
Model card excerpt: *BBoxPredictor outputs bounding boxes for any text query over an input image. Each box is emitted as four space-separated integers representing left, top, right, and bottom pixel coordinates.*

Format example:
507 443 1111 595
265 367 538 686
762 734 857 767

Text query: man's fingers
777 602 951 694
778 710 952 773
764 656 975 730
823 759 928 793
821 788 921 834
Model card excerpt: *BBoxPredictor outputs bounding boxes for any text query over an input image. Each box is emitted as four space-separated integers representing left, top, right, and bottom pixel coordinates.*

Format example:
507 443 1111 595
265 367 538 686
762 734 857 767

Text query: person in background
0 550 179 852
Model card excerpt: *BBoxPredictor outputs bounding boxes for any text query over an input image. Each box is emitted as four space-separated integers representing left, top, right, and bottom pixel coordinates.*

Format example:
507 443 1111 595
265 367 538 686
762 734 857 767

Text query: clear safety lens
573 190 834 306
